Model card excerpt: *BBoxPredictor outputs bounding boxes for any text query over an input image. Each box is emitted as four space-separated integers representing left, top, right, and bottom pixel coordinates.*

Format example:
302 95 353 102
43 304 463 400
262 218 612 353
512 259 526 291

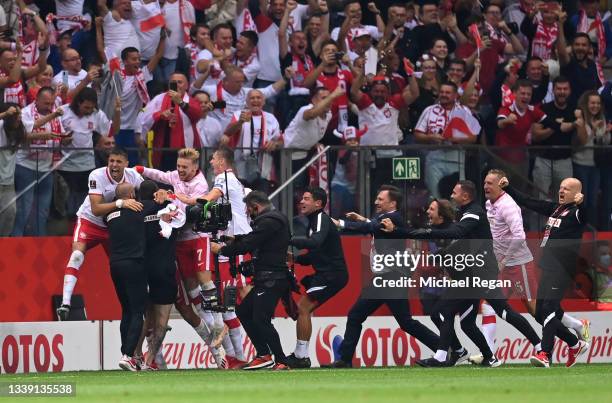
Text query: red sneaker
243 355 274 370
566 341 589 368
530 351 550 368
227 356 248 369
119 355 140 371
141 361 159 371
270 362 290 371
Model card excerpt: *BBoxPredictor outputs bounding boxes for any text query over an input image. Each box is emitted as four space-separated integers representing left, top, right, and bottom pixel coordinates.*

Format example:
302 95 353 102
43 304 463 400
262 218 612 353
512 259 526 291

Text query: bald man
500 177 590 368
52 48 100 101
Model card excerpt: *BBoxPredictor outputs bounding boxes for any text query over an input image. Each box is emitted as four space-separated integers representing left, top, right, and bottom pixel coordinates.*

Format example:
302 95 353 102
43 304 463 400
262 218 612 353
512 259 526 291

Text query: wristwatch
115 199 124 209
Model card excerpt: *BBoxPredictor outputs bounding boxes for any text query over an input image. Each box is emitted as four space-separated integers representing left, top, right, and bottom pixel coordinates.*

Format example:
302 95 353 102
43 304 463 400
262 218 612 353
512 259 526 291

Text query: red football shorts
499 261 539 300
72 217 108 250
176 237 210 279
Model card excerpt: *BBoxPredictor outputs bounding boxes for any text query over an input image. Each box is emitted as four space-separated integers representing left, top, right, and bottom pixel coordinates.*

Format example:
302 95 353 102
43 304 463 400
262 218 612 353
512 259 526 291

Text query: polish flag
469 24 484 49
442 107 481 139
104 48 121 74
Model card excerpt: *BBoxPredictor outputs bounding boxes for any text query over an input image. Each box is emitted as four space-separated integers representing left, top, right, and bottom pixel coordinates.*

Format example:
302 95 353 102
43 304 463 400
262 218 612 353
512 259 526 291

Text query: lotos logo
315 325 343 365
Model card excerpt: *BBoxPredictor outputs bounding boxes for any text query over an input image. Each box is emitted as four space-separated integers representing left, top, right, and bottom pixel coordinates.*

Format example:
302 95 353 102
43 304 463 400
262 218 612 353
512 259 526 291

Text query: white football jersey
76 167 144 227
212 170 251 236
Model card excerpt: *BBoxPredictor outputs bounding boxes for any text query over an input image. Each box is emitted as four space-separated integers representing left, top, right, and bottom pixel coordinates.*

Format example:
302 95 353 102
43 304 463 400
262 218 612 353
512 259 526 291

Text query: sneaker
321 359 352 368
566 341 589 368
133 354 144 369
468 354 484 365
285 353 312 369
415 357 452 367
448 349 469 366
579 320 591 342
226 356 248 369
530 351 550 368
211 346 228 369
56 304 70 321
119 355 140 371
270 362 290 371
243 354 274 370
480 356 502 367
141 361 159 371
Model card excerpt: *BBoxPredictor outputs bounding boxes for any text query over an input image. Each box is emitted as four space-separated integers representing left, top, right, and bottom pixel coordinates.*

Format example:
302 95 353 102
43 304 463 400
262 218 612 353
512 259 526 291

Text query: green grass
2 365 612 403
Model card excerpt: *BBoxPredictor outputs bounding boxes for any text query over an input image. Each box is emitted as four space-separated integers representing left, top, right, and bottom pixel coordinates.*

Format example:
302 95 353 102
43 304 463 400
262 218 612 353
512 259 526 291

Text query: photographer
210 191 291 371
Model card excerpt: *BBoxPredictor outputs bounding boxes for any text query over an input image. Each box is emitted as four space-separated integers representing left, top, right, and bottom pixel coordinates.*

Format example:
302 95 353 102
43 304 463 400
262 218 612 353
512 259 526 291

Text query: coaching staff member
286 187 349 368
323 185 440 368
210 191 291 371
106 183 150 371
501 177 589 368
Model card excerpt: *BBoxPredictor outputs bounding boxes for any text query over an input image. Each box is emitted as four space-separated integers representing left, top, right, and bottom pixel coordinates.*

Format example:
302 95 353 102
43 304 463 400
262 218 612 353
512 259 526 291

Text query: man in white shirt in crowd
231 30 260 88
331 0 383 52
195 22 234 87
222 89 282 193
284 86 343 190
130 0 164 66
97 0 140 57
193 90 223 148
52 48 100 102
158 0 195 82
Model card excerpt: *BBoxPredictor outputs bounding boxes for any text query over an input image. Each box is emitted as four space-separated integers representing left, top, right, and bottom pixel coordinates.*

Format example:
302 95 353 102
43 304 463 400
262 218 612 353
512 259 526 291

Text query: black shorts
145 259 177 305
301 271 348 305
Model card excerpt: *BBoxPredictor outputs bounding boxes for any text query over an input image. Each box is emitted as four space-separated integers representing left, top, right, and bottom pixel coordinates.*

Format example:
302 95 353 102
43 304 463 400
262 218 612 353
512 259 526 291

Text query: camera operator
210 191 291 370
176 147 252 368
286 187 348 368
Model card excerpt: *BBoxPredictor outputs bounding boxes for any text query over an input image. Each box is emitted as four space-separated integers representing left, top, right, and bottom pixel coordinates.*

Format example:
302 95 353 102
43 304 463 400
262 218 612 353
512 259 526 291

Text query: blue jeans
11 165 54 236
115 129 139 166
572 163 600 227
155 58 177 84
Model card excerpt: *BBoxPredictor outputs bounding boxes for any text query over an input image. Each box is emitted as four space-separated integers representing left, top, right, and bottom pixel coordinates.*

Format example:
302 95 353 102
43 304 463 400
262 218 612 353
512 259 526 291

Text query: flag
469 24 483 49
403 58 414 76
442 107 481 139
104 47 121 74
140 13 165 32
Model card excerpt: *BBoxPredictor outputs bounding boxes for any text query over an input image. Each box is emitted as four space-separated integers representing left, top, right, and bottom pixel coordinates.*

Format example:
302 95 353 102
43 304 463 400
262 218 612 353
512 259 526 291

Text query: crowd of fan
0 0 610 237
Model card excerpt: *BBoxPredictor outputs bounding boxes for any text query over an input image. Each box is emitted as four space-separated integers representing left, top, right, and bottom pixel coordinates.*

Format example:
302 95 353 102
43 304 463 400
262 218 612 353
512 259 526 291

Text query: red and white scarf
177 0 194 45
531 17 558 60
21 40 39 68
0 70 25 107
45 13 89 45
289 53 314 95
120 68 150 104
233 49 257 70
501 84 515 108
577 9 606 84
31 103 63 167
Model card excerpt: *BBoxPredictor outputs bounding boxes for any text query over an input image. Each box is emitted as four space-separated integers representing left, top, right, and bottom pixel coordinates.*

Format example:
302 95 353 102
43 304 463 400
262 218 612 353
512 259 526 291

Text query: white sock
481 303 497 353
229 327 245 361
194 319 211 342
535 343 542 351
294 339 310 359
62 275 77 305
562 314 583 333
433 350 447 362
222 334 236 357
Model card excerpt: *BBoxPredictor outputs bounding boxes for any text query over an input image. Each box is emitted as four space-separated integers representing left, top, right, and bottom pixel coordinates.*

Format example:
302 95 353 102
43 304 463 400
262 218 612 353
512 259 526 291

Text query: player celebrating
176 147 252 369
57 148 143 320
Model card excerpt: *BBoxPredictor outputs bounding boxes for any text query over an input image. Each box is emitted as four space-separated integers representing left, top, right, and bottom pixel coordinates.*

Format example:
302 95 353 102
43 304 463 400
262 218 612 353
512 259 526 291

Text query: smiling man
287 187 348 368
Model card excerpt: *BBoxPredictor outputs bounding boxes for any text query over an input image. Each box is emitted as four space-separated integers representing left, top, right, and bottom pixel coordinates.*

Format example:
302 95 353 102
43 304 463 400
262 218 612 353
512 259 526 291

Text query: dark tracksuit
337 210 440 363
506 185 585 354
220 208 291 362
396 201 541 359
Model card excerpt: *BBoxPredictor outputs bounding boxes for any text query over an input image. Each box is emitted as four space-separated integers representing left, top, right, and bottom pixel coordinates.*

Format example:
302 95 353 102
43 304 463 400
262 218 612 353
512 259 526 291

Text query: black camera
211 100 227 109
334 51 345 61
186 200 232 233
507 22 519 35
236 259 256 278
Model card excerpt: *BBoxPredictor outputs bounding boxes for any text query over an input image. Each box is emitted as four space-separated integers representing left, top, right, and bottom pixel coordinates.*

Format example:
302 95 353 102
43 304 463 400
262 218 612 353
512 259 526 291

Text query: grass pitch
2 364 612 403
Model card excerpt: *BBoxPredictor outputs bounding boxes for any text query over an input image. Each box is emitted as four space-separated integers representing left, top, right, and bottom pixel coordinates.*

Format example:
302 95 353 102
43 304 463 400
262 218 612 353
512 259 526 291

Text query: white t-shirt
197 115 223 148
331 25 381 52
103 11 140 57
0 120 17 185
253 16 280 81
196 48 223 87
130 0 162 61
284 104 331 160
76 167 144 227
17 103 65 172
52 70 88 92
119 66 153 130
55 0 89 33
231 110 280 156
234 52 260 88
59 106 112 172
162 1 183 59
212 170 251 236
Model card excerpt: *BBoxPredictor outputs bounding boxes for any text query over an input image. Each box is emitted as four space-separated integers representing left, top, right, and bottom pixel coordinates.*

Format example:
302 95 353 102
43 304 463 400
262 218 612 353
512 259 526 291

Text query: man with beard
531 76 576 199
557 18 602 106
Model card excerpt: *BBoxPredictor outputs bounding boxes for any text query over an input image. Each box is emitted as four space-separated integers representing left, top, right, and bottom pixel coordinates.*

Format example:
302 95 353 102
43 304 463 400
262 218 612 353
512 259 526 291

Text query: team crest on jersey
89 180 96 189
383 108 391 118
88 121 94 130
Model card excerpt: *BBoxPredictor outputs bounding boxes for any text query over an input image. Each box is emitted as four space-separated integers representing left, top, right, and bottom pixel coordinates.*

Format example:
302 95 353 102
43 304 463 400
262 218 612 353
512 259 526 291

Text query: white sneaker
211 346 228 369
468 354 484 365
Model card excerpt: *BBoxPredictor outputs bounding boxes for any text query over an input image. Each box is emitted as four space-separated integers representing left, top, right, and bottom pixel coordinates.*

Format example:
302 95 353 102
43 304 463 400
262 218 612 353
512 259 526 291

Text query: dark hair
240 30 259 47
378 185 403 208
37 86 56 98
192 90 211 99
432 199 455 223
244 190 271 208
212 22 234 40
310 86 331 101
573 32 591 44
526 56 543 64
214 146 234 165
305 186 328 208
487 168 507 179
109 147 129 160
457 180 477 201
448 59 466 69
553 75 571 87
69 87 98 115
320 39 339 51
0 102 26 152
120 46 139 61
440 80 458 92
139 180 159 201
512 79 533 92
344 0 361 8
190 22 210 40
